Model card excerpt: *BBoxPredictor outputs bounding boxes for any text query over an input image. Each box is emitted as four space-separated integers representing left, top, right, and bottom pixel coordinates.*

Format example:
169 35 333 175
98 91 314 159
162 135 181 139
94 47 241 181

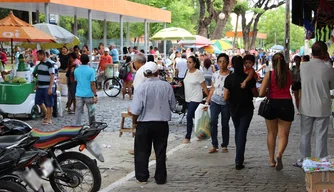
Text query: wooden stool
119 111 136 137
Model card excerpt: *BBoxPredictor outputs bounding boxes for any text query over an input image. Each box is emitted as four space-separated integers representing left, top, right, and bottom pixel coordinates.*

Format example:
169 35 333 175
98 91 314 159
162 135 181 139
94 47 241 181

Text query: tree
231 2 248 48
257 6 304 51
238 0 285 50
197 0 237 39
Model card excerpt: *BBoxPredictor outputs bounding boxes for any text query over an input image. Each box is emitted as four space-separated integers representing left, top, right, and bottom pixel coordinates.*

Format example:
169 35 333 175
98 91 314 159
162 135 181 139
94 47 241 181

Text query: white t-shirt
176 58 187 78
133 64 146 90
184 69 205 102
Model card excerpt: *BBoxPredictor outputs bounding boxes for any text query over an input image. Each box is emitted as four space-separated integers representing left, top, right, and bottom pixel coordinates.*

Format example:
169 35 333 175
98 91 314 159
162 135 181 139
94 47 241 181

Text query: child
241 54 258 89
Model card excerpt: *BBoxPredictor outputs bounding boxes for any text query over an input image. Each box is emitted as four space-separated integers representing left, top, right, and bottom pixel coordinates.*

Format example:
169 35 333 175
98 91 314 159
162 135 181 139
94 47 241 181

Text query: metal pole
28 11 32 25
44 3 49 24
144 19 147 55
36 10 40 23
88 9 92 64
163 22 167 60
74 14 78 36
120 15 124 60
126 22 130 47
103 18 107 47
284 0 290 64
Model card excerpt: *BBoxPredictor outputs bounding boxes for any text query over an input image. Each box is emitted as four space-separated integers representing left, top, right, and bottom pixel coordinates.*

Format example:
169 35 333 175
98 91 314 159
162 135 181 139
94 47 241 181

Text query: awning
0 0 171 23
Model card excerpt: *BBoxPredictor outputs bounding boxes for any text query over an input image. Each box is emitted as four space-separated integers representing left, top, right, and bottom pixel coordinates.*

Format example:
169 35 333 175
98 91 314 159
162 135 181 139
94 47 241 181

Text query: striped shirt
35 61 55 88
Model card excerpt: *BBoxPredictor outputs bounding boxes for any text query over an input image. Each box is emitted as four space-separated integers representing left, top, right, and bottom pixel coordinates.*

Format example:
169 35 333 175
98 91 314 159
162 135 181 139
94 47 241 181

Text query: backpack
118 62 129 80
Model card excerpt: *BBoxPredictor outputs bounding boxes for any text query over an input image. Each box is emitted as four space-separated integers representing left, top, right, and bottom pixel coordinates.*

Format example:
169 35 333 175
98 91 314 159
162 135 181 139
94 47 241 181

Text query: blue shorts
35 87 55 107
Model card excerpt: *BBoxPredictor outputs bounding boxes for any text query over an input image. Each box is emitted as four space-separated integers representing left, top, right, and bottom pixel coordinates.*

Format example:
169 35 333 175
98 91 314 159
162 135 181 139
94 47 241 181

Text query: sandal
42 121 53 125
269 161 276 167
182 139 190 144
276 157 283 171
208 147 218 153
222 147 229 153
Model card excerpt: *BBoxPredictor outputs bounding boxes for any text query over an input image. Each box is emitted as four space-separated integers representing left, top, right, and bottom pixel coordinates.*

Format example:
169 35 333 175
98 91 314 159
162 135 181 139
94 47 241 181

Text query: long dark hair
232 55 244 75
272 53 288 89
188 55 200 69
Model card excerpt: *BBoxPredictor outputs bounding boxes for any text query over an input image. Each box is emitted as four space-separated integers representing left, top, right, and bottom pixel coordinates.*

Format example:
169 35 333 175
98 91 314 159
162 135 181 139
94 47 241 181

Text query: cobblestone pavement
110 102 334 192
22 94 334 192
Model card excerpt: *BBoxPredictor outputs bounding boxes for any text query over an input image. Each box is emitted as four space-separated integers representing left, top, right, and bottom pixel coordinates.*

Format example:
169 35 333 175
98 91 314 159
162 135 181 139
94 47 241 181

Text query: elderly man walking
130 62 176 184
297 41 334 165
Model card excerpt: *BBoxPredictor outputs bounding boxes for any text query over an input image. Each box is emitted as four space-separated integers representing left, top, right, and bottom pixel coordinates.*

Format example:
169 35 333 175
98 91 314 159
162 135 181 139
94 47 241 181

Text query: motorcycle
0 135 46 192
0 118 107 192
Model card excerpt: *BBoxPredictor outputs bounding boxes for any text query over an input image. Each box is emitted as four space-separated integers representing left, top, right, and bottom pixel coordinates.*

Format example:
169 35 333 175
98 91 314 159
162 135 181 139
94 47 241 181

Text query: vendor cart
0 82 39 118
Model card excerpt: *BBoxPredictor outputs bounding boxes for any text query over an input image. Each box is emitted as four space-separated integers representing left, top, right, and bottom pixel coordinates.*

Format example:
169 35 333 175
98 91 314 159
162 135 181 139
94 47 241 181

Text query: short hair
243 54 255 64
45 51 50 57
294 55 301 62
80 54 89 64
73 45 80 50
133 53 146 64
37 50 45 56
69 52 77 59
62 46 68 50
181 54 187 59
147 55 154 62
302 55 310 62
133 46 138 50
312 41 328 57
125 56 132 63
217 53 229 63
190 48 194 52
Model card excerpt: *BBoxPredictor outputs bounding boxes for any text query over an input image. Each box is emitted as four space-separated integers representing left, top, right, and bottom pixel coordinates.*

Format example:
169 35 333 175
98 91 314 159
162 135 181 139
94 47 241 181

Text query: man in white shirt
175 54 187 80
297 41 334 164
133 53 147 90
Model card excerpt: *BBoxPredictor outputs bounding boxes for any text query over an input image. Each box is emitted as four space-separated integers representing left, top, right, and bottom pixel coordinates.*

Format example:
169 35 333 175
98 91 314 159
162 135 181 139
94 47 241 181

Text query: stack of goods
303 157 334 172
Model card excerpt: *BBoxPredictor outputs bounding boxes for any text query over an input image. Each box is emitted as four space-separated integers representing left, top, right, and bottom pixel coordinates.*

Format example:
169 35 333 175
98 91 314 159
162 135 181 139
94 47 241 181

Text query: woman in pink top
259 53 294 171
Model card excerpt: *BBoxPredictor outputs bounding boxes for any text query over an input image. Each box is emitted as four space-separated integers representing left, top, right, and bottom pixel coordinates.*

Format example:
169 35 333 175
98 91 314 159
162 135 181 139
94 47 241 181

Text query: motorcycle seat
31 126 82 149
0 134 27 148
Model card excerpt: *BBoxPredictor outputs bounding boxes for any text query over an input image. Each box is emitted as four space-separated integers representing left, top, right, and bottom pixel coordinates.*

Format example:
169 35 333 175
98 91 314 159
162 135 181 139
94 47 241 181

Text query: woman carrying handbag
259 53 294 171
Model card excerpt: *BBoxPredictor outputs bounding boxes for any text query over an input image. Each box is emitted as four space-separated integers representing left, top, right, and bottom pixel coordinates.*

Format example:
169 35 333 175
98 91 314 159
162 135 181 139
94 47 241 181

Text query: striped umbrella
211 40 233 50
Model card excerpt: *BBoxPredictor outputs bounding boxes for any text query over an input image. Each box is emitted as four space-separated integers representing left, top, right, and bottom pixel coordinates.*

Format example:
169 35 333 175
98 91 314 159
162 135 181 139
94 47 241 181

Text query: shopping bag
194 104 211 140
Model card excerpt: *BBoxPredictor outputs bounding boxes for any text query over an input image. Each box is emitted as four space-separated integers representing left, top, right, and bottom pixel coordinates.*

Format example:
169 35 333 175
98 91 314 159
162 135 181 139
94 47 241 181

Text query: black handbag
258 72 274 118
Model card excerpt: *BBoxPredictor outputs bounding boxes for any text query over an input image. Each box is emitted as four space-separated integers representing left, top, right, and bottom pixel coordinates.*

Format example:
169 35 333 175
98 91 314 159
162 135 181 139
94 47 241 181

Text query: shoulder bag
258 71 274 118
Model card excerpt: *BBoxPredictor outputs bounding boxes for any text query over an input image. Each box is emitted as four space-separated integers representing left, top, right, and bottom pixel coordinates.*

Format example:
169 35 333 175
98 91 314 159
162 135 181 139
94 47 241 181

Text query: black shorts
291 81 301 91
69 82 77 99
265 99 294 122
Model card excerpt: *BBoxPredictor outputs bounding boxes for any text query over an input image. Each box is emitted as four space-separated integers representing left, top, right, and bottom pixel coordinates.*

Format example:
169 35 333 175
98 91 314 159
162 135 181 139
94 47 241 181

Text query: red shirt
99 55 112 71
269 70 292 99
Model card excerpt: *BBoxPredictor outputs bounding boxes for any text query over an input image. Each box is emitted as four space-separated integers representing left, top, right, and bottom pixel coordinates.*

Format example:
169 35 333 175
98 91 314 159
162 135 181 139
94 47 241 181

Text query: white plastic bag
194 104 211 139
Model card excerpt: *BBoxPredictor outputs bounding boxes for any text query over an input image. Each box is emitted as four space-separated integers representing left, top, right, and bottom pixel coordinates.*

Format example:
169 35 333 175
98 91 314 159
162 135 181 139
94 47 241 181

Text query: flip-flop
276 157 283 171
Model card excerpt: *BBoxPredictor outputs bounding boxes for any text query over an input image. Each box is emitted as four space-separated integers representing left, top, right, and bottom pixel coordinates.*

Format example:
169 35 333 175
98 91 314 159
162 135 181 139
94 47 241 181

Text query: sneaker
182 139 190 144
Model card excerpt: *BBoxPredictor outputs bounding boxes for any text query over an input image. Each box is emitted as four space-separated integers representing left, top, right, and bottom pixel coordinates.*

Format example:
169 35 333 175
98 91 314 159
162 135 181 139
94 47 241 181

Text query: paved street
23 94 334 192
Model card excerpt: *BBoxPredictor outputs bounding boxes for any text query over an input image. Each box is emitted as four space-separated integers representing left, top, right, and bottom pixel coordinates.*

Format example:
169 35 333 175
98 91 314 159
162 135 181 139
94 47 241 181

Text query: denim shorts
35 87 55 107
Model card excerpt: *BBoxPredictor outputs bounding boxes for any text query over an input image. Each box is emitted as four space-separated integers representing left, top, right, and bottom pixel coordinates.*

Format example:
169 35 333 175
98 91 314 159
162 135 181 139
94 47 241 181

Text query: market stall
0 11 55 118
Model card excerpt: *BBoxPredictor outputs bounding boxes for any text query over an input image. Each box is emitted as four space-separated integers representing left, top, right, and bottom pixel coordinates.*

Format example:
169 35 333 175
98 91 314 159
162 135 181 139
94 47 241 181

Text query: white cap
144 61 158 75
104 47 110 52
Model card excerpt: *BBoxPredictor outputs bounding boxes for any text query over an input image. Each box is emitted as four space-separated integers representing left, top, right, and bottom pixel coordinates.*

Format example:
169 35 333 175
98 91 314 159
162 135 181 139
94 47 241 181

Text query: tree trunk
197 0 215 37
250 15 261 50
232 14 239 49
211 0 237 39
241 12 251 50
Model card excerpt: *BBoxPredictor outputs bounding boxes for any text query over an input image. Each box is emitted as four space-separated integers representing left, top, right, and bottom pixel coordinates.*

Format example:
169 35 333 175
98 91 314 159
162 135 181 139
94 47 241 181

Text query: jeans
210 101 230 148
185 102 200 139
231 109 254 166
204 76 212 86
74 97 96 126
135 122 169 184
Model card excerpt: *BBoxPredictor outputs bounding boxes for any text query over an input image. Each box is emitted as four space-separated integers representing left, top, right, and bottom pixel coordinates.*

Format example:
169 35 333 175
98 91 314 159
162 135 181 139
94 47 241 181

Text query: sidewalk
108 112 334 192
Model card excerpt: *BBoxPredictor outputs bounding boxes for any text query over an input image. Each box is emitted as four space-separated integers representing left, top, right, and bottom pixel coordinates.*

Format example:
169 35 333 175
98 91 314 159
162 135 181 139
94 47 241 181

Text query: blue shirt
74 65 95 97
110 48 119 63
130 77 176 122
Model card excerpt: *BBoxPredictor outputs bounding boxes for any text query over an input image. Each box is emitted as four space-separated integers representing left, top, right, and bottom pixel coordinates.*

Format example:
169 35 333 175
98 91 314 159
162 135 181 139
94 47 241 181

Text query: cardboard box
305 172 334 192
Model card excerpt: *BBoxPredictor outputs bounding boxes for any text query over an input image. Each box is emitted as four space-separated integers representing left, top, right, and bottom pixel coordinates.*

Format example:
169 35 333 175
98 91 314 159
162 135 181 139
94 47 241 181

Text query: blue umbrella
270 44 284 51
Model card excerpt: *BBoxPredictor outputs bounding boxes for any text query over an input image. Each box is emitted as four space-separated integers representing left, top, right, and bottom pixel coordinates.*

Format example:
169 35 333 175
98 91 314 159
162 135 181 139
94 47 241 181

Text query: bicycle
98 64 122 97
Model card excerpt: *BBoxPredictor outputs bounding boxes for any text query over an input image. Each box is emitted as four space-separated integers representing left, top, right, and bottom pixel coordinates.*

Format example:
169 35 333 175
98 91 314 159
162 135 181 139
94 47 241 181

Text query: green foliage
232 1 249 15
258 6 305 50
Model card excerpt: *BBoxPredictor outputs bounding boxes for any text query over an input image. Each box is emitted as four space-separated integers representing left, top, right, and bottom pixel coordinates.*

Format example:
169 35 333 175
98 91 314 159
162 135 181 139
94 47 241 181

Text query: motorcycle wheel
49 152 101 192
0 180 28 192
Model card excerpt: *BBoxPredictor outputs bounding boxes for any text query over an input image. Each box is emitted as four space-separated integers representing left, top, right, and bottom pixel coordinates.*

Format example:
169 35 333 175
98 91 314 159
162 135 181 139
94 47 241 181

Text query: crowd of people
9 40 334 184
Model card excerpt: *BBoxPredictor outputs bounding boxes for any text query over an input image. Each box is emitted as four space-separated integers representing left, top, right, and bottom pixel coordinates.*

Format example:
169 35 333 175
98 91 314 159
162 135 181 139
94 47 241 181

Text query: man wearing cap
97 47 112 89
130 62 176 185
